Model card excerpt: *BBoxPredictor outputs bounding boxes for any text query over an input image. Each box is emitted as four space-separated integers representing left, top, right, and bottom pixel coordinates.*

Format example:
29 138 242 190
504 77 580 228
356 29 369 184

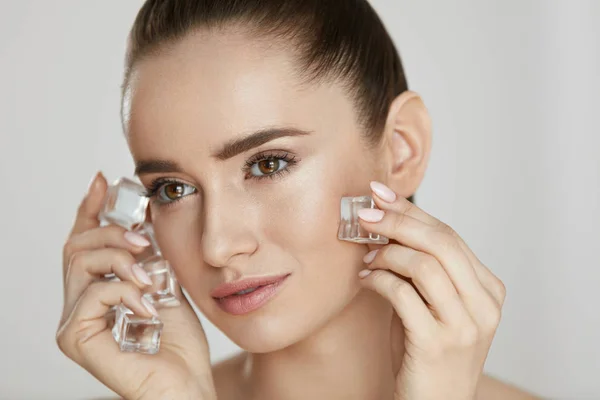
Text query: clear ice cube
99 177 149 231
111 304 163 355
338 196 389 244
140 256 181 307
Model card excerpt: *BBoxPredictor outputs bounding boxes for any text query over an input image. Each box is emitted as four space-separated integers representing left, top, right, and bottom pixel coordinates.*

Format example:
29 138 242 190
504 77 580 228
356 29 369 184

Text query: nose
201 191 259 268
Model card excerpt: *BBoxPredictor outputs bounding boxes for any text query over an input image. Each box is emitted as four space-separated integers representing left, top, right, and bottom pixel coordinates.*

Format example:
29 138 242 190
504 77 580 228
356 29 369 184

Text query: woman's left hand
357 182 506 400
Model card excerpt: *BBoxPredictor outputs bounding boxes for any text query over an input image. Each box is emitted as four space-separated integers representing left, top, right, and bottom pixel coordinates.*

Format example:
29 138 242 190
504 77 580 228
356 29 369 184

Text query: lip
211 273 291 315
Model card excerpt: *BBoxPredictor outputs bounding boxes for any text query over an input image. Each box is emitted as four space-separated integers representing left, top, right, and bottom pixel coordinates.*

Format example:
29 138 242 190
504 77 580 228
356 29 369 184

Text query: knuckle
436 220 457 237
392 211 407 232
481 305 502 332
55 324 74 358
390 279 413 303
115 248 136 265
106 249 134 273
434 231 460 253
55 329 66 353
400 201 415 217
494 278 507 303
62 238 77 261
369 270 388 286
65 251 87 281
378 245 394 265
412 253 439 281
69 251 86 268
85 280 139 304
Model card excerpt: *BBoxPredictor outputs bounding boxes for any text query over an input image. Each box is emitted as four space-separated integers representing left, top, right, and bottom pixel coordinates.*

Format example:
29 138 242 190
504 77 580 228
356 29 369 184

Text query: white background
0 1 598 399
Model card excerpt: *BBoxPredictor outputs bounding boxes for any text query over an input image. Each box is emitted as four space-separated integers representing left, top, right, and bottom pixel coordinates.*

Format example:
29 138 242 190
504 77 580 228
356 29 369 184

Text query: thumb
69 172 108 236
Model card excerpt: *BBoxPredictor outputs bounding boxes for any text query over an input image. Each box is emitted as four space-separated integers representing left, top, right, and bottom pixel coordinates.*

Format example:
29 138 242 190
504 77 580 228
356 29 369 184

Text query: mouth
211 273 291 315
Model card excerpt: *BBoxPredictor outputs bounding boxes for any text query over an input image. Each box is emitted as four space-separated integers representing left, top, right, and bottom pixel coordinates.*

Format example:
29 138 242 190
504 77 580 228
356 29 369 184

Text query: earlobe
383 91 432 197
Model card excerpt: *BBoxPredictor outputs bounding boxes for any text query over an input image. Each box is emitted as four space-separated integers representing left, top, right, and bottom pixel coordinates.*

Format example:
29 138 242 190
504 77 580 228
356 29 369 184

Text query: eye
156 182 196 203
250 157 289 177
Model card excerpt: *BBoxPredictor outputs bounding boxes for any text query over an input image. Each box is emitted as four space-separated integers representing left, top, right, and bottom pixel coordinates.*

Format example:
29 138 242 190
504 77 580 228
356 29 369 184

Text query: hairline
120 22 373 138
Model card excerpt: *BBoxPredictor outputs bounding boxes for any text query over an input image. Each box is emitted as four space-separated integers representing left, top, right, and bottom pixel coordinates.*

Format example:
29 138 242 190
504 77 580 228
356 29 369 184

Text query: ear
381 91 432 198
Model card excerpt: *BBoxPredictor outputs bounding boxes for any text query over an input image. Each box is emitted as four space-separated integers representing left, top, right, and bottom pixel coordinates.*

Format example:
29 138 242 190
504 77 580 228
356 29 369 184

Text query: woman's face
126 30 381 352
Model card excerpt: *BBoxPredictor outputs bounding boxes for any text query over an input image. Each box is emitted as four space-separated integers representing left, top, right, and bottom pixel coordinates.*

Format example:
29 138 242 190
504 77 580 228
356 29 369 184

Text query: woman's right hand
56 172 217 400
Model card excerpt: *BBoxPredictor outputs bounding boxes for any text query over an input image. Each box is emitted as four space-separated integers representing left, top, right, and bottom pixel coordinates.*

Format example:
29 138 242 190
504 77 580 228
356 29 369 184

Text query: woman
56 0 541 399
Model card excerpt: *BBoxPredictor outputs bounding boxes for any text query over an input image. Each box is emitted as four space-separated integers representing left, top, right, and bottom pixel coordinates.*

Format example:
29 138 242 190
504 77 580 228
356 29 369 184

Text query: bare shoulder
90 365 543 400
476 373 542 400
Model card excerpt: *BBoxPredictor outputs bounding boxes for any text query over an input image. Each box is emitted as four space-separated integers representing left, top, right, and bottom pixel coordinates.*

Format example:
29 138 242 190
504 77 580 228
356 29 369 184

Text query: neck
241 289 405 400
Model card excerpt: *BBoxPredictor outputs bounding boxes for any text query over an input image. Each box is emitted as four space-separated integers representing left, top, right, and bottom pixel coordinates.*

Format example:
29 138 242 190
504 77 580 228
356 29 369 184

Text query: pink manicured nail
359 269 373 278
86 172 101 194
141 296 159 317
370 181 397 203
363 249 379 264
357 208 385 222
124 231 151 247
132 264 152 286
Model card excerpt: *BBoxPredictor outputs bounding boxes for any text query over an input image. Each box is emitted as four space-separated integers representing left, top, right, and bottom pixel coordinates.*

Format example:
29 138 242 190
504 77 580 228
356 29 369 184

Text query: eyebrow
213 127 311 160
134 127 311 176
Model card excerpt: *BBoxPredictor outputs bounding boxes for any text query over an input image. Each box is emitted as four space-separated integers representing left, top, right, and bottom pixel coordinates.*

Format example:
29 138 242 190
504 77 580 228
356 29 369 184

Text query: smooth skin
359 183 507 399
57 174 217 400
58 28 541 399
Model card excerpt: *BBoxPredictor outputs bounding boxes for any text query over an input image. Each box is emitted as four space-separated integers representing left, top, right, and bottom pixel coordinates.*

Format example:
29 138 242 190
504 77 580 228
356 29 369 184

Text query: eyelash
142 178 185 204
243 150 298 181
142 150 299 207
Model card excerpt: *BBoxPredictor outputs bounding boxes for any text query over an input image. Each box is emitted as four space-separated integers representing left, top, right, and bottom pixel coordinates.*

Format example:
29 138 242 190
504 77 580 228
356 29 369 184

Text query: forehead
125 29 356 161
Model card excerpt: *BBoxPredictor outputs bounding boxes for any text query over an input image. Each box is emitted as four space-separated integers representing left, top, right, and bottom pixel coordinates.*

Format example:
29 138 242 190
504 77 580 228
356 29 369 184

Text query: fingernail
359 269 373 278
357 208 385 222
141 296 159 317
87 172 101 194
132 263 153 286
363 249 379 264
370 181 397 203
124 231 151 247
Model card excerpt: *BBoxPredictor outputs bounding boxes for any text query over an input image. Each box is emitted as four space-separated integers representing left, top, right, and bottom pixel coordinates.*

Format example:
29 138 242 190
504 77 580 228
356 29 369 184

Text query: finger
74 280 157 322
56 280 161 396
359 269 437 333
63 225 151 277
358 209 498 326
69 172 107 238
370 181 438 226
369 183 506 307
364 245 470 325
450 245 506 307
57 280 158 364
62 248 152 324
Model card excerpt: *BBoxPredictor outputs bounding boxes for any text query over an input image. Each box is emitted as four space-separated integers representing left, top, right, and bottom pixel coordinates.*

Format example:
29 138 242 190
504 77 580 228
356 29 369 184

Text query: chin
205 291 358 354
200 305 313 353
226 318 303 353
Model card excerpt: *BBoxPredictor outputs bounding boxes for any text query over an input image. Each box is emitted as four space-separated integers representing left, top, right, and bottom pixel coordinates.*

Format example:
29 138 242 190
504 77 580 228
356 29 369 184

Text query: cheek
150 204 206 290
262 183 336 253
261 152 372 280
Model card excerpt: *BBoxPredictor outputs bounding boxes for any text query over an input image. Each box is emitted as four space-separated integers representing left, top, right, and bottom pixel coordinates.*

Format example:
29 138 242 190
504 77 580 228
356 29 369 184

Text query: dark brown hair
123 0 414 203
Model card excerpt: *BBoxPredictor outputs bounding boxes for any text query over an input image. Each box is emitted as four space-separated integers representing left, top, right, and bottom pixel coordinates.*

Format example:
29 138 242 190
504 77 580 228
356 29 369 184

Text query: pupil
259 159 278 174
166 184 184 199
